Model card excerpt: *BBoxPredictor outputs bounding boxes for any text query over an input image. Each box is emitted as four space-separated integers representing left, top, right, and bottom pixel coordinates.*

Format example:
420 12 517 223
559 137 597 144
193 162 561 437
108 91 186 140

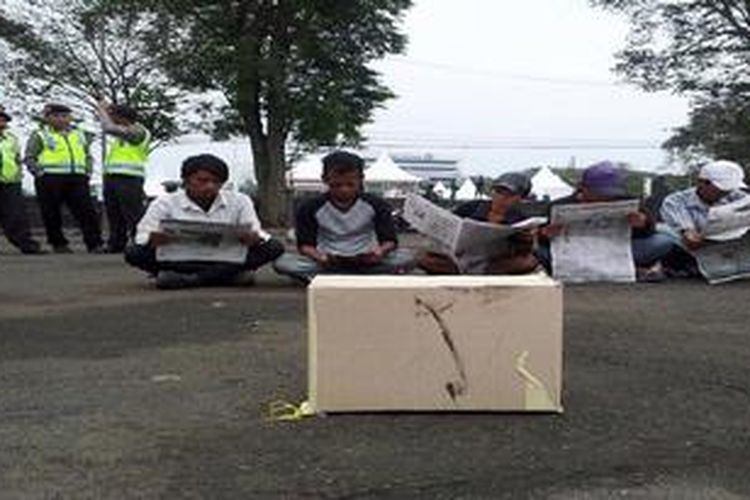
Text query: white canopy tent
364 153 421 197
454 178 479 200
287 154 325 192
432 181 451 200
530 166 574 201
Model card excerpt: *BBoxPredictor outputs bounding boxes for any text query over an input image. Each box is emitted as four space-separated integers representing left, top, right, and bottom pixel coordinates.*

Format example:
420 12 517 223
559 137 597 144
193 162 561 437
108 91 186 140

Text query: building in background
390 154 461 183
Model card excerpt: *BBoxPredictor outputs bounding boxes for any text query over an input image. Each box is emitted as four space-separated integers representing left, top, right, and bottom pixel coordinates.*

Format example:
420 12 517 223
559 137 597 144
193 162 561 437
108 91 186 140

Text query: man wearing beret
0 107 44 254
24 103 103 253
125 154 284 289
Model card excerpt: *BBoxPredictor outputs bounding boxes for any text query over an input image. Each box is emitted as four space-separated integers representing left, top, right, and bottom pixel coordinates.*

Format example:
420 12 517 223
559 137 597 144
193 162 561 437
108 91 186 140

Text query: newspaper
155 219 247 263
694 233 750 285
550 199 639 283
703 196 750 241
402 194 546 273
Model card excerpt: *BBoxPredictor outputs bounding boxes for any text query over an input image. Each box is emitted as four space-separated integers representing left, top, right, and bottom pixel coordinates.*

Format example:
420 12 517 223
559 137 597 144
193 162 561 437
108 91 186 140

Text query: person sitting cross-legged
125 154 284 289
273 151 415 284
659 160 750 277
536 161 676 282
417 172 539 275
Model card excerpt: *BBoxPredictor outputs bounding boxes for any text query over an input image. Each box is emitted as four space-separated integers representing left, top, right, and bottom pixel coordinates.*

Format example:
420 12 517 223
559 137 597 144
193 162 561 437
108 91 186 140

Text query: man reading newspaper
536 161 675 283
273 151 415 284
409 173 544 275
661 160 750 283
125 154 283 289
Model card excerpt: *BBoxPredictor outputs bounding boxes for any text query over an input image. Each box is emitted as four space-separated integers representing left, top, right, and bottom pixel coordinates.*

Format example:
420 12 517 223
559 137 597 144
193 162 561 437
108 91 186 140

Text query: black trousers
0 183 39 252
124 238 285 284
34 174 103 250
104 175 146 251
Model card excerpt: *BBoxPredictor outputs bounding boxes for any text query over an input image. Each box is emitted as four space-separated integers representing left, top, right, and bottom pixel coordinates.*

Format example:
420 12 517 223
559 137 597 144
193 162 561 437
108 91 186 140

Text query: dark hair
44 103 72 115
181 154 229 182
109 104 138 123
322 151 364 178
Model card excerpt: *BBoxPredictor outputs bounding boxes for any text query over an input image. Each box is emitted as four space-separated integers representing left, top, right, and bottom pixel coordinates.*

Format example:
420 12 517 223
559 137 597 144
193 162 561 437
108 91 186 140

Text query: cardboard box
308 275 563 413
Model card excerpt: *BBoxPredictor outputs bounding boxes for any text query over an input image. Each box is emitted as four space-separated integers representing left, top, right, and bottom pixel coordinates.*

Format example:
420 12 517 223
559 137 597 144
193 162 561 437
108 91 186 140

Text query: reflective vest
104 126 150 177
36 126 89 175
0 131 21 183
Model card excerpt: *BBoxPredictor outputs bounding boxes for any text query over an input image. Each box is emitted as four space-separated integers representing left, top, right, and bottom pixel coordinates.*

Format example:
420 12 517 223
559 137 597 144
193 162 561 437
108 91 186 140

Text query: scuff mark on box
415 296 467 401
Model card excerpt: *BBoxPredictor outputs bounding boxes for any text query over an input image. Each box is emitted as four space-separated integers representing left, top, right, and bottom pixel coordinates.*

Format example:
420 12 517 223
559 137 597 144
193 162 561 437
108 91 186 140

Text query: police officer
24 104 103 253
96 101 150 253
0 107 43 254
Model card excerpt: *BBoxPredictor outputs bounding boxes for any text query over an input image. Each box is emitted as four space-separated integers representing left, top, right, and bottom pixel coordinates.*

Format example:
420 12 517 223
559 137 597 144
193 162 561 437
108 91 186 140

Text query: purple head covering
581 161 627 198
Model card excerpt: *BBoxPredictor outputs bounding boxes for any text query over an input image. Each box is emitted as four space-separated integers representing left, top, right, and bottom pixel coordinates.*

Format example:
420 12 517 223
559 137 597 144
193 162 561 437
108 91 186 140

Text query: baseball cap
492 172 531 197
698 160 747 192
581 161 627 198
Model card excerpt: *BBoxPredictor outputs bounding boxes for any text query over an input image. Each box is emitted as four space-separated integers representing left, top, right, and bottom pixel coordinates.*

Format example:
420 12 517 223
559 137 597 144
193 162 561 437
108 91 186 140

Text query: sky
362 0 691 175
13 0 693 193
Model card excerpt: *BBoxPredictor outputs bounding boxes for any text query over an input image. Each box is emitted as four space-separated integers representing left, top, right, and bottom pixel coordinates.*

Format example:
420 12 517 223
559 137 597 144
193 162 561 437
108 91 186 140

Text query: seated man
661 160 749 251
536 161 675 281
417 172 539 275
274 151 414 283
125 154 284 289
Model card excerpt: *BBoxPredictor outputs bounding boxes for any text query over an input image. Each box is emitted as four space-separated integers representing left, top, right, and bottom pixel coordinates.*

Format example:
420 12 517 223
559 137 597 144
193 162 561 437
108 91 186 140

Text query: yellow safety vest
36 126 89 175
104 126 150 177
0 131 21 184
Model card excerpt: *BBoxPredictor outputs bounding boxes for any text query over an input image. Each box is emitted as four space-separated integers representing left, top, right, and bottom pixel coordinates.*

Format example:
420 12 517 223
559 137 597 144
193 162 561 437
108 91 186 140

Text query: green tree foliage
663 92 750 167
592 0 750 94
0 0 196 144
592 0 750 168
116 0 412 226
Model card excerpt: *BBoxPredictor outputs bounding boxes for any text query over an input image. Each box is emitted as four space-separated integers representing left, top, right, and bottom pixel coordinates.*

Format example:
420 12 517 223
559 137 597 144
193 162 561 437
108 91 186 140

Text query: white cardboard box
308 275 563 413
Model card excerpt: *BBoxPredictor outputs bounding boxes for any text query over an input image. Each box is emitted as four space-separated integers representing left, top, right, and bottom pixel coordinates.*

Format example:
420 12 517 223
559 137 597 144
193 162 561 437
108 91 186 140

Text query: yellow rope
267 400 315 421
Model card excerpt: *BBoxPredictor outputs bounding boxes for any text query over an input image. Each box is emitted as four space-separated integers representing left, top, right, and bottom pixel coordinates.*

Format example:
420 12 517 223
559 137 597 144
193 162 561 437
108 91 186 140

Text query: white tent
432 181 451 200
364 152 421 197
454 178 478 200
531 166 574 201
287 154 325 192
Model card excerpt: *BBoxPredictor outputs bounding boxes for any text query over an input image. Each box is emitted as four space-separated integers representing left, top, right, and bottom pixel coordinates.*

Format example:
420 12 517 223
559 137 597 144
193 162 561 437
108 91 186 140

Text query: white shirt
135 189 269 245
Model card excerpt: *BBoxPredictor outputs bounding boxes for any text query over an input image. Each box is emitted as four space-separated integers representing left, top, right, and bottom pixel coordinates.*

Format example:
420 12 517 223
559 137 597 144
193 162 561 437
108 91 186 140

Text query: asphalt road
1 241 749 499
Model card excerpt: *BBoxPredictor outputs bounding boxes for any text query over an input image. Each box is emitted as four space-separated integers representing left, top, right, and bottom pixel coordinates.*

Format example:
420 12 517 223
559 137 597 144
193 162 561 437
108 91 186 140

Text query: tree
0 0 200 144
116 0 412 226
592 1 750 94
592 0 750 167
662 92 750 167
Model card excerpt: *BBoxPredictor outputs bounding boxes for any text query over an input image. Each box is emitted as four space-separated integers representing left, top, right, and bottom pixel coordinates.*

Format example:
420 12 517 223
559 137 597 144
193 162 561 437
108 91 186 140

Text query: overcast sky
363 0 691 174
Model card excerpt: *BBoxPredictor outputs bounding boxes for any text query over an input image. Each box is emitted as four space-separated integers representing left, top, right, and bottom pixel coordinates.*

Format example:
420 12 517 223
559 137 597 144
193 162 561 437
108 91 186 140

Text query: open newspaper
703 196 750 241
691 196 750 284
550 199 639 283
156 219 247 263
694 234 750 285
402 194 546 274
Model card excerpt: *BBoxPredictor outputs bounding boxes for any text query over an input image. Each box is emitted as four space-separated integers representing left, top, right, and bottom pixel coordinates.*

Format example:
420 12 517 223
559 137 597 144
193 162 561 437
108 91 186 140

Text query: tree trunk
237 14 291 228
251 131 289 228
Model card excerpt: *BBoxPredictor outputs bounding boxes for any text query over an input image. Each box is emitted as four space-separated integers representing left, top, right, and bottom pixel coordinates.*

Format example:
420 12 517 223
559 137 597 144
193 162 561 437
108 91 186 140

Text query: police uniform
103 124 150 252
0 111 42 253
24 106 103 252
